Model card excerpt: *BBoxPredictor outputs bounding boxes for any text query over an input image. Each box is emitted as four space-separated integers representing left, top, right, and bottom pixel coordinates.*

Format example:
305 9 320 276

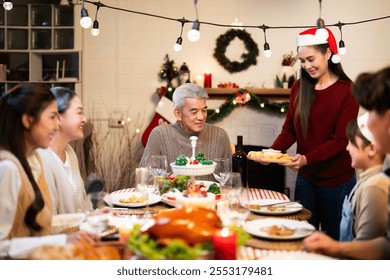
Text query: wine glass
148 155 168 185
219 172 250 226
213 158 231 191
136 168 158 218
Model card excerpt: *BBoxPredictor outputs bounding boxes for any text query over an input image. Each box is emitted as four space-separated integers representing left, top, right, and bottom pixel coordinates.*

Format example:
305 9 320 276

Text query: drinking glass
149 155 168 182
223 172 242 201
219 172 250 226
213 158 231 190
136 168 158 218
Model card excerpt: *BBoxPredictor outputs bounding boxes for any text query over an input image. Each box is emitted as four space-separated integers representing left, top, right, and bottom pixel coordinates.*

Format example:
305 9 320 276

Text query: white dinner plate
248 199 303 215
259 251 335 260
109 191 161 208
243 218 315 240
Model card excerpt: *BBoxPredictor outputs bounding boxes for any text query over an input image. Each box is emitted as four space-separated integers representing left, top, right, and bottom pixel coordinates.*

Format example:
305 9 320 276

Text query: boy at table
339 115 389 241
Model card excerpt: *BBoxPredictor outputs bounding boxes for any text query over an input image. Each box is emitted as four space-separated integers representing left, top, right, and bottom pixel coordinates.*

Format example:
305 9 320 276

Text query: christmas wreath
213 29 259 73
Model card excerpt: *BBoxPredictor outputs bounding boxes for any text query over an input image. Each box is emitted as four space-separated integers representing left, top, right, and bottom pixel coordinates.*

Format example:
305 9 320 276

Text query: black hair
346 118 371 148
352 66 390 114
50 87 77 114
0 83 56 231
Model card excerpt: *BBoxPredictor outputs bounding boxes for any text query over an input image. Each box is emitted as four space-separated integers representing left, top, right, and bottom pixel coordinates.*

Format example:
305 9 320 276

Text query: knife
255 200 300 207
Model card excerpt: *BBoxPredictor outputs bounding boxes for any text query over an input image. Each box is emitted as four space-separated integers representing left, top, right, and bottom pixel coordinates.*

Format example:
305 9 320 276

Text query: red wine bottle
232 135 248 187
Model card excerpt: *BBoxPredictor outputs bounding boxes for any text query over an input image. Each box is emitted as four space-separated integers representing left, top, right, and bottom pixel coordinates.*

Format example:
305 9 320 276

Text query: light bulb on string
188 0 200 42
80 8 92 28
316 18 328 41
338 40 347 55
173 19 186 52
80 0 92 29
261 25 272 58
3 1 13 10
315 0 328 41
337 21 347 55
173 37 183 52
91 20 100 36
264 43 272 58
188 20 200 42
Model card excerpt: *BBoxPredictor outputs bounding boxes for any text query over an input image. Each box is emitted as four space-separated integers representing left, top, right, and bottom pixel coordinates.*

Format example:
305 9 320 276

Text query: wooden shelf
205 88 290 100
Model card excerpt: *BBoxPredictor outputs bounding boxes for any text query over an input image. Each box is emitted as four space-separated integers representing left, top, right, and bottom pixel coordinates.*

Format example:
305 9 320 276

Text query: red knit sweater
271 79 359 187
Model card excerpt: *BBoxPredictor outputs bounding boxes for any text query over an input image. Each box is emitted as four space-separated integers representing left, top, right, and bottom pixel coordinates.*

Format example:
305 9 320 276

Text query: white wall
79 0 390 191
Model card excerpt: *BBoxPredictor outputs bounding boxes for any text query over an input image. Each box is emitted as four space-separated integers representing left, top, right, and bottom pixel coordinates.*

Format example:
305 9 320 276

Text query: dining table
104 187 313 260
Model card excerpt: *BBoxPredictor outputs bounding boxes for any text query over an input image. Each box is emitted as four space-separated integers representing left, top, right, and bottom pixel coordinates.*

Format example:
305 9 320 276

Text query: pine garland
213 29 259 73
206 89 289 123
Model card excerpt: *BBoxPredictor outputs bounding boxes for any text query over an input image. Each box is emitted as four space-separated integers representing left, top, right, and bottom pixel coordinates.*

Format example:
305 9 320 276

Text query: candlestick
204 72 212 88
212 227 237 260
194 74 204 87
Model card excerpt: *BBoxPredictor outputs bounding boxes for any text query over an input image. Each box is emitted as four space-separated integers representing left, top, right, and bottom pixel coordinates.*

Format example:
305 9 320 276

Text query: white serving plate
170 162 216 176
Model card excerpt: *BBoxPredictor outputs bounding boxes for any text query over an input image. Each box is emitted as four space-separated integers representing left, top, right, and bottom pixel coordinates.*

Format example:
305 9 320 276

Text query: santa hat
357 112 374 143
296 27 341 64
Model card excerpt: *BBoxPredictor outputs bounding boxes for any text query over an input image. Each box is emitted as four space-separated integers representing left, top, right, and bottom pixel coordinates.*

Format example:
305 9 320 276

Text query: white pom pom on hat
296 27 341 64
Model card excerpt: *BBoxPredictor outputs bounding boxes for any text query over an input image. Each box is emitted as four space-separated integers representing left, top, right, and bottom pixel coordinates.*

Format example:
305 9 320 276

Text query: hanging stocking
142 87 176 147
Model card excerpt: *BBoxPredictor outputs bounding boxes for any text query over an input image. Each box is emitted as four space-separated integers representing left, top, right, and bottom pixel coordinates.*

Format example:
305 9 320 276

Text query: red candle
204 72 212 88
212 227 237 260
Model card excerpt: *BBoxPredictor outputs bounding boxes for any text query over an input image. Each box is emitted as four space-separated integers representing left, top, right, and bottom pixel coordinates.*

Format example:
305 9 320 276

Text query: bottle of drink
232 135 248 187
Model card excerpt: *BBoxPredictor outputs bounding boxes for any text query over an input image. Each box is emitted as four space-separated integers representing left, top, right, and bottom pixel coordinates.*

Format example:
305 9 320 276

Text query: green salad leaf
128 224 205 260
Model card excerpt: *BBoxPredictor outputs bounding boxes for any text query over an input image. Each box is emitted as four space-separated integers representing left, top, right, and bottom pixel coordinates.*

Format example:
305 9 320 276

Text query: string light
188 0 200 42
91 2 102 36
80 0 93 29
337 21 347 55
3 0 13 10
260 24 272 58
173 19 186 52
315 0 328 41
79 0 390 58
